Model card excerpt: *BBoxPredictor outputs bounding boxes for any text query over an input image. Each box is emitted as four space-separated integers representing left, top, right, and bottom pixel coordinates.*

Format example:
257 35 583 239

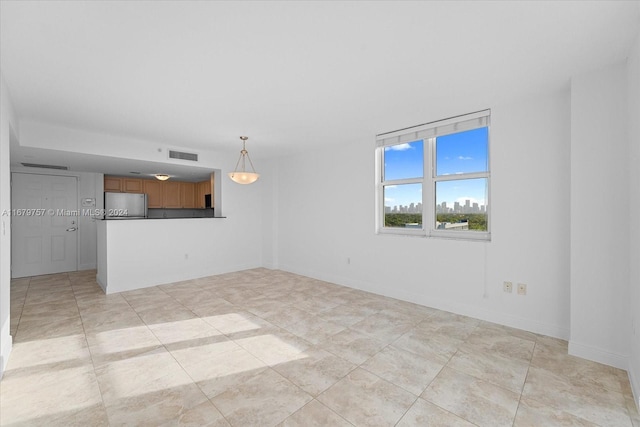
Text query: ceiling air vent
169 150 198 162
21 163 69 170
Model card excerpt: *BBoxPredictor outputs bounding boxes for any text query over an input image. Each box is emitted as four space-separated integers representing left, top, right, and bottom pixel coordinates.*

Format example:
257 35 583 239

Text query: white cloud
457 156 473 160
384 198 394 202
386 143 412 151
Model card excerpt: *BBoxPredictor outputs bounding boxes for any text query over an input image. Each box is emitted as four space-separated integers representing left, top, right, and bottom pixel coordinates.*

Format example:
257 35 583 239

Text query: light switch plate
81 198 96 207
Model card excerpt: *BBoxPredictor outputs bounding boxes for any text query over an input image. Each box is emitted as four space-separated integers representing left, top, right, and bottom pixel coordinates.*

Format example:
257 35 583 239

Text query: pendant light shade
155 174 170 181
229 136 259 184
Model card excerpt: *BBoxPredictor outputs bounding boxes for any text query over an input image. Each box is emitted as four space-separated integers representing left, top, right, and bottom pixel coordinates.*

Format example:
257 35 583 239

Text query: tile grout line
10 276 30 340
150 282 239 426
510 339 536 427
69 272 113 427
423 320 520 427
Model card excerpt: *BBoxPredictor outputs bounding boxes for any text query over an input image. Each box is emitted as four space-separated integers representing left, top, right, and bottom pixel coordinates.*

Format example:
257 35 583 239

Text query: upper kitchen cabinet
162 181 182 208
122 178 144 193
105 176 144 193
180 182 196 208
143 179 163 208
105 175 211 209
196 180 211 208
104 176 122 192
195 181 204 208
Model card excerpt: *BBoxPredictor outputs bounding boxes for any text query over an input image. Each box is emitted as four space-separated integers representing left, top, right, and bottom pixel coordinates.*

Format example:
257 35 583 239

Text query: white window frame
375 110 491 241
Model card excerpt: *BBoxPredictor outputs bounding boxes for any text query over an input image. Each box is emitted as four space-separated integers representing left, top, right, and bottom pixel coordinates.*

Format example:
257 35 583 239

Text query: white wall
260 158 279 269
274 87 572 339
569 61 630 369
96 218 107 291
627 30 640 410
0 74 18 378
78 172 103 270
98 191 263 293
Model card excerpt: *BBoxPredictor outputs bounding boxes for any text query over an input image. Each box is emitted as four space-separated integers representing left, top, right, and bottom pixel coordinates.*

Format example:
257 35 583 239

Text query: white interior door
11 173 78 278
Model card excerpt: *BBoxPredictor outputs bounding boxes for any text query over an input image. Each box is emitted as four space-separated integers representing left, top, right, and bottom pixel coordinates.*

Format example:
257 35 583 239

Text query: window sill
377 228 491 242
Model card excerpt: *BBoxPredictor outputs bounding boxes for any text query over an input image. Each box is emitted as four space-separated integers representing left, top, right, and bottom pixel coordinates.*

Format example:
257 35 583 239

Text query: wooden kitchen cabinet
162 181 182 208
106 176 209 209
180 182 196 208
104 176 122 192
196 180 212 208
196 181 203 208
143 179 163 208
122 178 143 193
104 176 144 194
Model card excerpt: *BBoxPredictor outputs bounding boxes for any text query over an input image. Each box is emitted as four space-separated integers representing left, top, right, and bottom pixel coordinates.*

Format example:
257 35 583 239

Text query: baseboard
103 262 261 294
568 340 628 371
629 364 640 412
0 332 13 380
78 262 97 271
278 263 570 341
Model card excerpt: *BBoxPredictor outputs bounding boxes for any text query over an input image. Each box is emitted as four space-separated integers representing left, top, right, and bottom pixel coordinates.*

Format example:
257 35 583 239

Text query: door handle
66 227 77 232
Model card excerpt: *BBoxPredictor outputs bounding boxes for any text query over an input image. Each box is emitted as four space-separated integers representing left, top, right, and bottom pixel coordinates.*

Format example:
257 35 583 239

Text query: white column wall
569 61 630 369
77 172 103 270
627 30 640 410
0 74 18 378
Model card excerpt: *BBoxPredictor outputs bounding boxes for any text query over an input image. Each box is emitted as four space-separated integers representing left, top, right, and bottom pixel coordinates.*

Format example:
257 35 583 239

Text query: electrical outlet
503 281 513 293
347 257 351 264
518 283 527 295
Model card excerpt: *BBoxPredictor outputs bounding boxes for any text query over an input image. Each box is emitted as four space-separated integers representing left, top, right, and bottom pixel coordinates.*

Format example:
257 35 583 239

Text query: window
376 110 490 240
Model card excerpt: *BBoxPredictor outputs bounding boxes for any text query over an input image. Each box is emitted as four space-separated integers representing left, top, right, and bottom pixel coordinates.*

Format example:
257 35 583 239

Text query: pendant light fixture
154 174 170 181
228 136 259 184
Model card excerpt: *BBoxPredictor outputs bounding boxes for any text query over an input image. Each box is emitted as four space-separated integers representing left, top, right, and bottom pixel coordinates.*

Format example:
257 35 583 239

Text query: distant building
436 221 469 230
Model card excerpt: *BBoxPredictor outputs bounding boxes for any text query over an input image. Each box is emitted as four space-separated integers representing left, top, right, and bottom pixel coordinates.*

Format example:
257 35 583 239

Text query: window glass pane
436 127 488 176
435 178 488 231
384 183 422 228
384 140 423 181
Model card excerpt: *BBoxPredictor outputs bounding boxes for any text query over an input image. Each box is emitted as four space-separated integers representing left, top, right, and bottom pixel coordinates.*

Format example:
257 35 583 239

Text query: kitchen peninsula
96 217 239 294
97 174 246 294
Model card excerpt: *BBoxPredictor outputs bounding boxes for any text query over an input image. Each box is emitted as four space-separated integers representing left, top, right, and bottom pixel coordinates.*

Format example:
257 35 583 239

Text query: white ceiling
1 1 639 175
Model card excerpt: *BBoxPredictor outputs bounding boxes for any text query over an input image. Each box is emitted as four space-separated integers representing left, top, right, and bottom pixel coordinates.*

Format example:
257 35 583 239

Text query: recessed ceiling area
1 1 639 175
9 126 216 182
14 148 215 183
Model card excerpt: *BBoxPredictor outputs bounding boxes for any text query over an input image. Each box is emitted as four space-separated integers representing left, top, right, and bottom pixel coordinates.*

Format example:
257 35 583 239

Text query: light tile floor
1 268 638 426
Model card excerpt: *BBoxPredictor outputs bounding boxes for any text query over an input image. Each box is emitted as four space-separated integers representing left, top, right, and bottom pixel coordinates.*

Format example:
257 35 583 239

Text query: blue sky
435 127 488 176
384 127 488 210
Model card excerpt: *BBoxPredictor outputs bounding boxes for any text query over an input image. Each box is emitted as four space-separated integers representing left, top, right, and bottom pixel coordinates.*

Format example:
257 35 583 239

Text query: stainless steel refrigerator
104 193 148 219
